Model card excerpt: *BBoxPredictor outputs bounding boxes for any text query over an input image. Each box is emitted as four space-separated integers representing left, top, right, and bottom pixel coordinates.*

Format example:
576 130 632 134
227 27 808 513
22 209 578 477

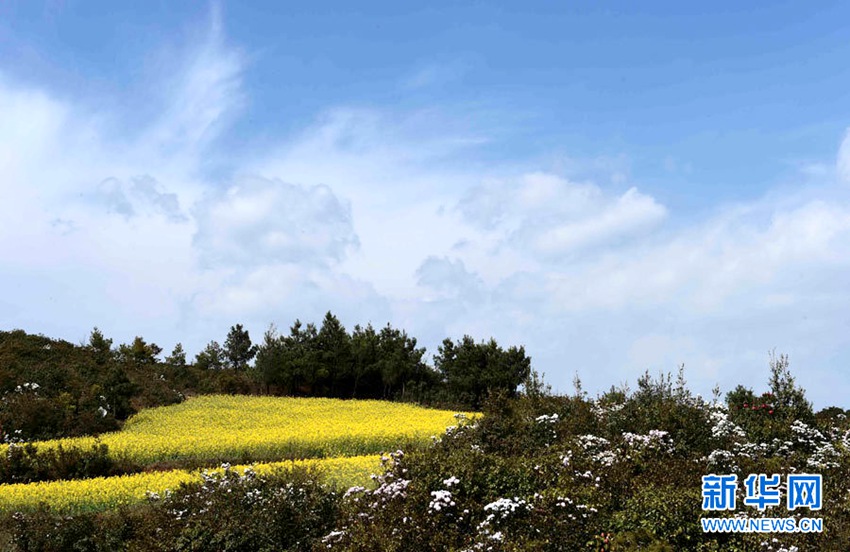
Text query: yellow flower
0 396 479 514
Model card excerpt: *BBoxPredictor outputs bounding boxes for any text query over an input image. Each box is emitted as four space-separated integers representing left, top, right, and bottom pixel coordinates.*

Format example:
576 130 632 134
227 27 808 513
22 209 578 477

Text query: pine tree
224 324 257 371
166 343 187 366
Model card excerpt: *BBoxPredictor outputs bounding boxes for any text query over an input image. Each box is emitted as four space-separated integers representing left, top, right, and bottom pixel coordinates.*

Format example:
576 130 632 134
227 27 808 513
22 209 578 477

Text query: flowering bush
3 357 850 551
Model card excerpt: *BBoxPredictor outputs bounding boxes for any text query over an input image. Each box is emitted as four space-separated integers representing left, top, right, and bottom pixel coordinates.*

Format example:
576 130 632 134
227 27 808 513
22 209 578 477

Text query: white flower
443 476 460 487
344 486 366 499
709 408 746 440
429 489 456 512
483 497 527 520
592 450 617 467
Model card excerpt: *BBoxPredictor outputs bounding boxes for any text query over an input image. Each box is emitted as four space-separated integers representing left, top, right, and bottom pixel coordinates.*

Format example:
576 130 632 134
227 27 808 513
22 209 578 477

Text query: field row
0 455 382 514
0 395 471 465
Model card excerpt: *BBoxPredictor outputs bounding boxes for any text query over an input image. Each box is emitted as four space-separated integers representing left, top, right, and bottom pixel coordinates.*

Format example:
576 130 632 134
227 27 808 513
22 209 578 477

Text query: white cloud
457 172 667 259
90 175 188 222
2 9 850 408
192 176 358 269
528 187 666 256
140 3 245 159
415 256 484 303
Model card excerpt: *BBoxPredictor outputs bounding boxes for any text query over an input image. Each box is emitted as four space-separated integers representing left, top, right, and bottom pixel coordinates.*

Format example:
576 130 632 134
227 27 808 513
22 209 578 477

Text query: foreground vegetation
2 322 849 550
2 351 849 550
0 455 381 515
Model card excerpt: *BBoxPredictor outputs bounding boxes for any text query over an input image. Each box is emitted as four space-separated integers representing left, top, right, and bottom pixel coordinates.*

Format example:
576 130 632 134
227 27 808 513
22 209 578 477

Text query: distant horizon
2 1 849 409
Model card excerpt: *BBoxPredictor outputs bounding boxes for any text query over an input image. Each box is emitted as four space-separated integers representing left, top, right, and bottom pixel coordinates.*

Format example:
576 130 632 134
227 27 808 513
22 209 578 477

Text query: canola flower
0 455 382 514
0 395 476 464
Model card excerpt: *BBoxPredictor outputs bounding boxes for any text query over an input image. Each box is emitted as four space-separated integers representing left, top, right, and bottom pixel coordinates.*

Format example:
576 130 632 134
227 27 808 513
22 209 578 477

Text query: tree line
0 312 531 441
193 312 531 408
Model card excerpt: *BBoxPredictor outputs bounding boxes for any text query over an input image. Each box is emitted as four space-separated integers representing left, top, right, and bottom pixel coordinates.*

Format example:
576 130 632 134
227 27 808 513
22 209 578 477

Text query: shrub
0 441 126 484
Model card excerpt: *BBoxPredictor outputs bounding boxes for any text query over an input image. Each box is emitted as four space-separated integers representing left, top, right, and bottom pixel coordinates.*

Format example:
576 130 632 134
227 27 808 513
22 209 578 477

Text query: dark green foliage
134 466 340 552
815 405 850 432
349 322 381 397
610 483 704 549
725 352 817 444
767 350 815 425
255 325 315 395
87 327 114 365
1 467 340 552
0 441 129 484
250 314 440 402
604 367 714 455
254 324 286 392
164 343 186 367
321 358 846 551
0 315 531 443
223 324 257 371
5 507 104 552
194 340 225 370
102 366 138 420
116 336 162 365
434 335 532 409
0 328 192 440
316 312 352 396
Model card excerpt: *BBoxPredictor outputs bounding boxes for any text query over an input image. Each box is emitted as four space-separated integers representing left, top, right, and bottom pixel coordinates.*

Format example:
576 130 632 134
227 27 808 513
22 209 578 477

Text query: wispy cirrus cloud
2 6 850 407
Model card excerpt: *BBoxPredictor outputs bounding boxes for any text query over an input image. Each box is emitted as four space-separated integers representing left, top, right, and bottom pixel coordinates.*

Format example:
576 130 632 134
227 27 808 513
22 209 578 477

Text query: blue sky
2 1 849 407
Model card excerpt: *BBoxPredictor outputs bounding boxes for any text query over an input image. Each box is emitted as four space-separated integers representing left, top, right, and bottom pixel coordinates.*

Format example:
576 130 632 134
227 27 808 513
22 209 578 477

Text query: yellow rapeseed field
0 455 382 514
0 395 473 464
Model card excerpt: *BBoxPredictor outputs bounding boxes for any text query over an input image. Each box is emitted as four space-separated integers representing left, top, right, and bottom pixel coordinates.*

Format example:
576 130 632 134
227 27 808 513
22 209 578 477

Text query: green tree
287 321 322 395
165 343 187 367
376 324 428 400
117 336 162 365
102 366 138 420
195 341 225 370
767 350 814 424
316 312 352 397
87 327 114 364
224 324 257 371
434 335 531 409
350 323 381 398
254 324 286 393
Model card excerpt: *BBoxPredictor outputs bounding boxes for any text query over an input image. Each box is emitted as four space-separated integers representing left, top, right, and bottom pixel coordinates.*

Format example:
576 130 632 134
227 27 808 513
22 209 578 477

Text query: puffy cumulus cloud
444 186 850 396
192 176 359 269
249 105 497 304
229 109 850 405
457 172 667 258
190 263 389 321
0 78 86 232
91 175 187 222
4 5 850 407
0 9 375 358
182 262 393 356
415 256 484 301
516 197 850 315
